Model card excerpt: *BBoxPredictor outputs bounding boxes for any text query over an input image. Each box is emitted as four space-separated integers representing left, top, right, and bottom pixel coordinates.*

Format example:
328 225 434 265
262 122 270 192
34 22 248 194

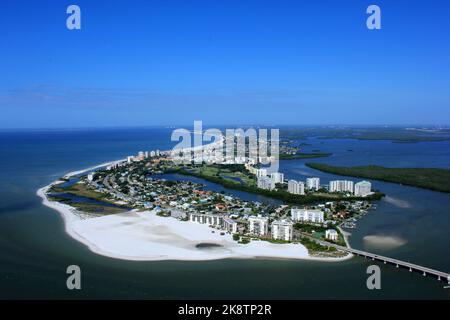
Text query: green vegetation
187 164 257 186
51 183 108 201
298 236 336 253
294 223 346 246
280 152 332 160
49 182 129 215
156 210 171 217
265 238 290 244
47 195 127 215
280 127 450 143
171 167 383 205
294 223 329 234
306 163 450 193
239 237 251 244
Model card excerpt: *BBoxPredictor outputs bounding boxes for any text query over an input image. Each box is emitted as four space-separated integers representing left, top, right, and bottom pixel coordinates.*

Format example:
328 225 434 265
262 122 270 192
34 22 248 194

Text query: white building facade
248 216 269 236
325 229 339 241
270 172 284 184
257 176 275 190
222 217 238 233
189 213 238 233
306 177 320 191
271 220 293 241
256 168 268 178
189 213 223 226
329 180 354 193
291 208 324 223
288 180 305 195
354 181 372 197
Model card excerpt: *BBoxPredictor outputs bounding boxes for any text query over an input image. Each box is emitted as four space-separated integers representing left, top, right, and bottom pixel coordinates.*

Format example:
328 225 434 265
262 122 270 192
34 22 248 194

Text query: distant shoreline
280 152 332 160
305 163 450 194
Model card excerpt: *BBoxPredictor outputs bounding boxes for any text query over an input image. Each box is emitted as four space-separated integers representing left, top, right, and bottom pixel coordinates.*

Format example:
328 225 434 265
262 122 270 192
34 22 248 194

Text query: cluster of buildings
188 213 295 242
127 150 162 163
287 177 320 195
255 169 285 191
248 216 293 241
329 180 373 197
189 213 238 233
83 141 375 247
291 208 324 223
188 205 344 243
253 165 373 198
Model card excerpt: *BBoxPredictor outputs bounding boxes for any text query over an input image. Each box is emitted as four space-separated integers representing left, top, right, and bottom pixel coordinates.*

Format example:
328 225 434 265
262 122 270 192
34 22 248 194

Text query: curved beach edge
36 161 353 262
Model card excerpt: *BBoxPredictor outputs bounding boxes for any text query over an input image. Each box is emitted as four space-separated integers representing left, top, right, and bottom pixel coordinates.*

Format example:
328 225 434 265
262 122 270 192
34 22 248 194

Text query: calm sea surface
0 128 449 299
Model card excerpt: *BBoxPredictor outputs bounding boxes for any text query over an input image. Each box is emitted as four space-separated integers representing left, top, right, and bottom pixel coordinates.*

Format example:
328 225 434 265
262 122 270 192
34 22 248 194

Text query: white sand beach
68 210 313 261
37 162 351 262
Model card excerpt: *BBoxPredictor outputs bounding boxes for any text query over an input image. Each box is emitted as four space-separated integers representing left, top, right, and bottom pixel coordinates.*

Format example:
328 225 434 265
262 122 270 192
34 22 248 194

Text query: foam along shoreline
62 159 126 179
37 162 352 262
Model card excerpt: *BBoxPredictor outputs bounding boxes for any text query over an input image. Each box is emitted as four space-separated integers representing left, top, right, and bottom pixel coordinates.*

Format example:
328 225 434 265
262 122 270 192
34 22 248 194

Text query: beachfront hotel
306 177 320 191
288 180 305 195
189 213 238 234
291 208 324 223
248 216 269 236
189 213 223 226
271 220 294 241
222 217 238 233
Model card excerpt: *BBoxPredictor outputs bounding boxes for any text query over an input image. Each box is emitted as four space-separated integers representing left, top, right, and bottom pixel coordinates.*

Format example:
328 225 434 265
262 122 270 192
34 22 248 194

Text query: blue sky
1 0 449 128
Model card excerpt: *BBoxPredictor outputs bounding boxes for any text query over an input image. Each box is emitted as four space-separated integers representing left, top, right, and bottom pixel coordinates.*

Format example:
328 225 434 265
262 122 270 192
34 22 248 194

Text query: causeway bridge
340 245 450 283
305 233 450 284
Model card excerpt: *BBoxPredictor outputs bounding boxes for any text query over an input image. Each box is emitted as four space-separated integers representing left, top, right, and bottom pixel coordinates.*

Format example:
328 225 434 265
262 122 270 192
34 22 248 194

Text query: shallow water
0 128 449 299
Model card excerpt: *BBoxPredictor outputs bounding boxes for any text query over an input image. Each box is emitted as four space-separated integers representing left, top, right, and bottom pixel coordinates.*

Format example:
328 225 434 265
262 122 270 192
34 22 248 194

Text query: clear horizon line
1 123 450 131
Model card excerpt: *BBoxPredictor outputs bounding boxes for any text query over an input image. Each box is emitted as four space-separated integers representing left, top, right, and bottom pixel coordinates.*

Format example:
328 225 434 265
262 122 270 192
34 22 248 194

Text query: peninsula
37 143 384 262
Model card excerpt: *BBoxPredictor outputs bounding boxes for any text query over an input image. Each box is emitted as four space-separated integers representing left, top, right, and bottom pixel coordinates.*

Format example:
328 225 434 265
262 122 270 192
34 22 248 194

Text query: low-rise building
325 229 339 241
